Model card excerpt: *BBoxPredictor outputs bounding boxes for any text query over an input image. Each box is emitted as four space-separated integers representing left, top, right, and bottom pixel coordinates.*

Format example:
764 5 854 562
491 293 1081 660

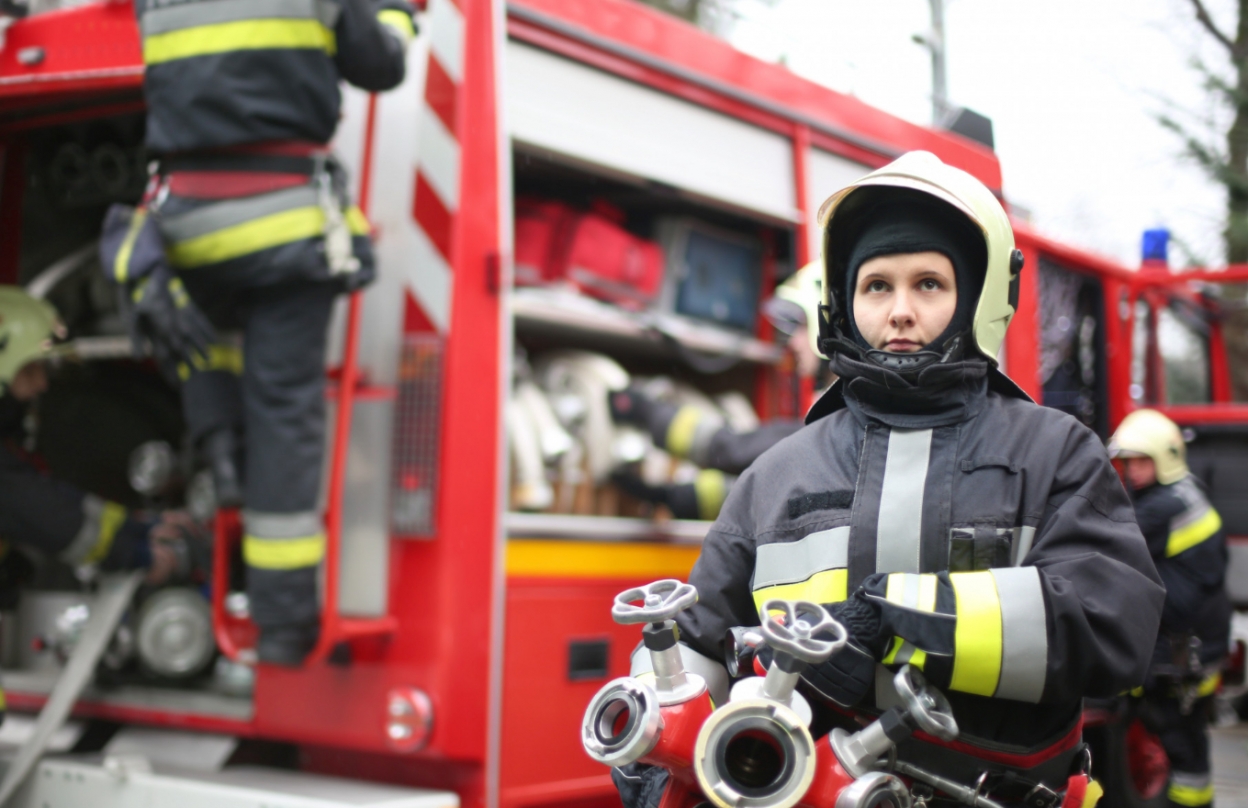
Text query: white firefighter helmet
0 285 62 391
764 261 825 359
1108 408 1188 485
815 151 1021 363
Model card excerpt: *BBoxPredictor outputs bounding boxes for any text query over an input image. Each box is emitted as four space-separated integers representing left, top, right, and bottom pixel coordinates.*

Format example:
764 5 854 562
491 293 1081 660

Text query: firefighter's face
1121 456 1158 490
9 360 48 402
852 252 957 352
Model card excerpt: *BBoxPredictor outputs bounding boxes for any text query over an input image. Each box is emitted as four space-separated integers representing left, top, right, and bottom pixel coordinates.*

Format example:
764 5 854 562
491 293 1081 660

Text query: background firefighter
620 152 1165 808
1109 409 1230 808
124 0 418 665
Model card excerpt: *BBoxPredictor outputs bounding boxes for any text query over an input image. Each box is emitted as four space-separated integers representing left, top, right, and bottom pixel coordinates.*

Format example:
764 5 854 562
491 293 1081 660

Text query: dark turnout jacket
675 356 1165 781
1132 475 1230 668
136 0 412 154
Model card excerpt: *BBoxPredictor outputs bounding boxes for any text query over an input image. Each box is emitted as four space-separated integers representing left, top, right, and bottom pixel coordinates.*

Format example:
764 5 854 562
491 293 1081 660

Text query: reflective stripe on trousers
243 510 325 570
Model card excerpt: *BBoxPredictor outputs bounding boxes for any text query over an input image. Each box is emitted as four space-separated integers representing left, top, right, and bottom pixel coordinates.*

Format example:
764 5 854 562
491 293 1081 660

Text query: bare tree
1160 0 1248 399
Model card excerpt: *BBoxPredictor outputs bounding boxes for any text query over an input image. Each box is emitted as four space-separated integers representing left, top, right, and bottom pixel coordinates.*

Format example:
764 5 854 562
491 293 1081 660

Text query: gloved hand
800 594 887 708
128 266 215 382
611 763 669 808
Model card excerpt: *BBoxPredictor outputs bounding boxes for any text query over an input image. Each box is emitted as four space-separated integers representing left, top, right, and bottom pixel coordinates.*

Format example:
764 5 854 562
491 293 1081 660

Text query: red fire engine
0 0 1243 806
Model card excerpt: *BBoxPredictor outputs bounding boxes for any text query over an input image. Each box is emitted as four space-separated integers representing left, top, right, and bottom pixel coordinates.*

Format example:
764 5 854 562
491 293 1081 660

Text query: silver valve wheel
894 666 958 741
613 579 698 625
758 599 847 665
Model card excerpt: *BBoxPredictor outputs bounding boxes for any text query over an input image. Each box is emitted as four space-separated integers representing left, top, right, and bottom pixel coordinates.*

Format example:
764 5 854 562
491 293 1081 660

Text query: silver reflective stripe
876 428 932 574
753 527 850 590
243 509 322 538
1171 772 1212 789
629 641 729 706
160 186 319 243
991 566 1048 702
59 494 106 565
1012 525 1037 566
142 0 340 36
686 417 725 468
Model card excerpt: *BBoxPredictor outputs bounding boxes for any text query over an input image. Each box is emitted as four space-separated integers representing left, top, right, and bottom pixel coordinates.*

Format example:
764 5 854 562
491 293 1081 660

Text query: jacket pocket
948 527 1014 571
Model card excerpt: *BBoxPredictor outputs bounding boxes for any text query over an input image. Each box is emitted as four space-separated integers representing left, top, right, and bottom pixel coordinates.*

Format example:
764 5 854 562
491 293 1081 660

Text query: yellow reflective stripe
1082 780 1103 808
0 687 7 712
84 502 128 566
1168 783 1213 807
665 405 702 459
243 533 325 570
751 568 847 611
694 469 727 521
882 637 928 670
910 647 928 669
168 205 325 268
884 573 938 611
885 574 905 605
144 18 335 64
376 8 414 44
1167 509 1222 557
1197 671 1221 698
949 571 1003 696
177 344 244 381
346 205 371 236
918 575 937 611
114 209 147 284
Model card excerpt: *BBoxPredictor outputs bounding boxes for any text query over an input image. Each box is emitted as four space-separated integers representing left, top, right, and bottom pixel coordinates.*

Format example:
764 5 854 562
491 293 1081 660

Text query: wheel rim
1125 718 1170 800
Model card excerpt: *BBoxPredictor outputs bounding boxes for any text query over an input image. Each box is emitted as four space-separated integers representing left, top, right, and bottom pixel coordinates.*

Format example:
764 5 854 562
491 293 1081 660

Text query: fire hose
582 579 991 808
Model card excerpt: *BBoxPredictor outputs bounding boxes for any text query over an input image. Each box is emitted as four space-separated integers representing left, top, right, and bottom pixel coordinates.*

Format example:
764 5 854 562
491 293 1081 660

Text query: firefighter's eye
918 278 944 291
865 280 889 293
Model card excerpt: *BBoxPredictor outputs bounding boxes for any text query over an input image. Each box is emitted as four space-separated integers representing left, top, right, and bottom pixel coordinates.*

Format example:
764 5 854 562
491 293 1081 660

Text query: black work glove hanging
128 265 216 383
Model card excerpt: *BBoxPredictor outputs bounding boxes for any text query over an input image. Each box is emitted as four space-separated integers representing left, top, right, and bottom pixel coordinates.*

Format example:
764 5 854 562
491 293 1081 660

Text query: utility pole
912 0 948 126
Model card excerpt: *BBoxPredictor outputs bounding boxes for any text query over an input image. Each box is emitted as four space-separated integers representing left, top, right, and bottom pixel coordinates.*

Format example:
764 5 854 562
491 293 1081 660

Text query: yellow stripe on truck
506 540 700 580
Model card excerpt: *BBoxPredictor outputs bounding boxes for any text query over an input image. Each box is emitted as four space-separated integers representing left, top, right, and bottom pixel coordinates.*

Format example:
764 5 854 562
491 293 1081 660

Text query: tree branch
1187 0 1237 53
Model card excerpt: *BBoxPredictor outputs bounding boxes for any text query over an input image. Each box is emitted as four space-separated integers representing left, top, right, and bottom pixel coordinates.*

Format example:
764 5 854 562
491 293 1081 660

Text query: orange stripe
506 540 700 580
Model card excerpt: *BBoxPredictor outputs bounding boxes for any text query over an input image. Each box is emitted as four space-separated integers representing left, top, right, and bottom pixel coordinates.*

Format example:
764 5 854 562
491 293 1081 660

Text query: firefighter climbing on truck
618 151 1166 808
104 0 419 666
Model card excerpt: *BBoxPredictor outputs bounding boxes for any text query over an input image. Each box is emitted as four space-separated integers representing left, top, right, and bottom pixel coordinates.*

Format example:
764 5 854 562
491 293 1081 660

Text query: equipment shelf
512 287 783 366
505 512 710 543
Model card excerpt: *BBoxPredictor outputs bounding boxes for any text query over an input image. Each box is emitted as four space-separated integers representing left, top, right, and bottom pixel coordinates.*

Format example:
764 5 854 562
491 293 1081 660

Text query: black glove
801 595 887 708
610 471 701 520
129 266 215 382
611 763 669 808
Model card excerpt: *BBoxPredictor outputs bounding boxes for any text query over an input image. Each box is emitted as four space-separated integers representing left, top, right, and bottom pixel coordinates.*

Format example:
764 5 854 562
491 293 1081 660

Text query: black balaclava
843 190 986 357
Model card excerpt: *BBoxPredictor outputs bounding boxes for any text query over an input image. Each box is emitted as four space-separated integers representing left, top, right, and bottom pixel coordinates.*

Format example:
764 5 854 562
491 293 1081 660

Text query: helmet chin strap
818 330 970 379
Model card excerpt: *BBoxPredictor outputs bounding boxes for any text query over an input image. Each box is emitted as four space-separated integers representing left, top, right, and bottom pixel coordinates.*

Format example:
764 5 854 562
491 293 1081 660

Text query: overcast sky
729 0 1236 268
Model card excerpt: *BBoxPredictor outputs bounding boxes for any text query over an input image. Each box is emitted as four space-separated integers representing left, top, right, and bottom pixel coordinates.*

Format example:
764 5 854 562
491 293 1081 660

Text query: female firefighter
618 151 1165 808
1109 409 1229 808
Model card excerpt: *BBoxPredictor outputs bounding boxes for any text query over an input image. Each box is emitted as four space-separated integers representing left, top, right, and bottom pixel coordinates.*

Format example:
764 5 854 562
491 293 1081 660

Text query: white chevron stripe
417 101 461 210
406 223 454 333
426 0 464 84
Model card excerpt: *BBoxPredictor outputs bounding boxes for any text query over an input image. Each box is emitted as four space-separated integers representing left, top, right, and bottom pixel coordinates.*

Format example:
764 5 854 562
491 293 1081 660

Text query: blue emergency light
1142 228 1170 264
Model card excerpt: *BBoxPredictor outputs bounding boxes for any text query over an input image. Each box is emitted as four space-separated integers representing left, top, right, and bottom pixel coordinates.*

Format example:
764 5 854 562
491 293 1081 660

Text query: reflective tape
161 186 320 242
1012 525 1037 566
113 208 148 283
61 495 128 566
753 527 850 590
884 572 938 612
991 566 1048 702
377 8 415 43
243 533 325 569
1167 508 1222 557
244 509 322 539
751 569 847 611
665 405 704 459
166 204 369 268
178 343 244 380
1197 671 1221 698
1168 772 1213 807
693 469 728 521
141 0 340 36
948 571 1003 697
876 429 932 574
144 19 336 64
881 637 927 669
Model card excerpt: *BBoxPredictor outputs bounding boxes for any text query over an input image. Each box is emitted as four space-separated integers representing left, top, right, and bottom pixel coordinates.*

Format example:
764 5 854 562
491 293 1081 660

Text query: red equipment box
514 197 574 285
